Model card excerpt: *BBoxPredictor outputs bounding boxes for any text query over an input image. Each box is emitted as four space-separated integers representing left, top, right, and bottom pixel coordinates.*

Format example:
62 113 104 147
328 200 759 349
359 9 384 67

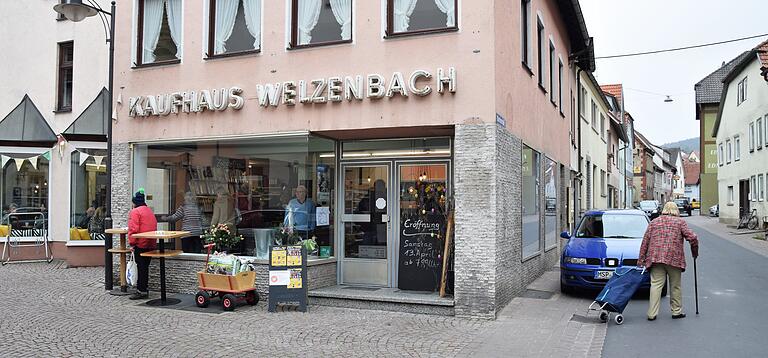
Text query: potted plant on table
203 223 243 254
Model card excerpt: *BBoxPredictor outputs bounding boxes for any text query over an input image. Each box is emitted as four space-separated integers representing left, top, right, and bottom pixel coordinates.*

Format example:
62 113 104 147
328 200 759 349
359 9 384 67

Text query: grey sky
580 0 767 146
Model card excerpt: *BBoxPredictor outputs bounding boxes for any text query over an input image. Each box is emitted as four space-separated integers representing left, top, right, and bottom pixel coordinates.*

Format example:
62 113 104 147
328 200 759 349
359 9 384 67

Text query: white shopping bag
126 252 138 287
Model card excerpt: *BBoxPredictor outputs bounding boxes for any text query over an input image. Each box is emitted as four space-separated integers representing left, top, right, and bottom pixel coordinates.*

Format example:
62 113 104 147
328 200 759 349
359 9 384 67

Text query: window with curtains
386 0 457 37
208 0 262 56
290 0 351 48
136 0 182 66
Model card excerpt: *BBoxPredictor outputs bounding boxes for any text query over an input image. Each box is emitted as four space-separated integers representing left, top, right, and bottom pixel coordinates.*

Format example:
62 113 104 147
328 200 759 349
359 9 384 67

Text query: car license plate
595 270 613 280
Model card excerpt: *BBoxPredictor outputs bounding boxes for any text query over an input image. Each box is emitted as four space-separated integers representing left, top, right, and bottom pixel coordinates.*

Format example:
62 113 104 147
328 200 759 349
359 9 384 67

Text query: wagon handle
203 243 215 271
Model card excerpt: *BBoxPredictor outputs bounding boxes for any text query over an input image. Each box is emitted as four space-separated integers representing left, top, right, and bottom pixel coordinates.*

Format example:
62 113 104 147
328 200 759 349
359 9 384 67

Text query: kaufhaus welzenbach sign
128 67 456 118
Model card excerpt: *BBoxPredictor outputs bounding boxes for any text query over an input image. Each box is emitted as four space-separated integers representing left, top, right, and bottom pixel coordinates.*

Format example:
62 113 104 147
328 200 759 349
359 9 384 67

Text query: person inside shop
89 206 105 239
128 188 158 300
161 191 203 253
78 206 95 229
283 185 316 238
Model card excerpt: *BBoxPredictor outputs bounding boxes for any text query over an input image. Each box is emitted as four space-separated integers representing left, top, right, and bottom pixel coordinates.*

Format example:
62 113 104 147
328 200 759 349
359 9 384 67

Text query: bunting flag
79 152 90 166
42 151 51 161
28 156 38 170
1 155 9 168
14 158 25 171
93 155 104 167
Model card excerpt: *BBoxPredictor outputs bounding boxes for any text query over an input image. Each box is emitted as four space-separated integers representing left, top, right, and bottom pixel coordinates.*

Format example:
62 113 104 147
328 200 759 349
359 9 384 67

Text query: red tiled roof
684 162 700 185
758 39 768 81
601 84 623 107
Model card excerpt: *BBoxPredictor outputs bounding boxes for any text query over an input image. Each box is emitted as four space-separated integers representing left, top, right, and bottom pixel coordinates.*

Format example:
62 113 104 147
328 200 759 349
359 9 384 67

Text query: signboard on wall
704 144 718 174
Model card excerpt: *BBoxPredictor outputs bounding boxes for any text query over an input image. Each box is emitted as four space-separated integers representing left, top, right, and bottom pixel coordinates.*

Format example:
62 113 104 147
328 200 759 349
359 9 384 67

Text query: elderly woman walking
638 201 699 320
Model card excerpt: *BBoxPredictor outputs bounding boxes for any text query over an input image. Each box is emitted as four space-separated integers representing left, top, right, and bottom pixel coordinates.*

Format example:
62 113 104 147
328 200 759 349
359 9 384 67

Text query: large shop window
208 0 262 57
543 157 557 250
136 0 182 66
132 136 335 257
290 0 352 48
522 145 541 259
386 0 457 37
70 150 108 241
1 156 49 237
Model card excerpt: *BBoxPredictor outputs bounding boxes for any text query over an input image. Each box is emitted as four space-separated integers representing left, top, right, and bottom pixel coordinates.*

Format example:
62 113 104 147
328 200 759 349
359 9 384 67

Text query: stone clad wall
454 123 560 319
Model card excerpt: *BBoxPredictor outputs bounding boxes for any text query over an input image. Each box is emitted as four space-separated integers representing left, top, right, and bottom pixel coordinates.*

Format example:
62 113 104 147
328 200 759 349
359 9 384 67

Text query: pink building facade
112 0 592 318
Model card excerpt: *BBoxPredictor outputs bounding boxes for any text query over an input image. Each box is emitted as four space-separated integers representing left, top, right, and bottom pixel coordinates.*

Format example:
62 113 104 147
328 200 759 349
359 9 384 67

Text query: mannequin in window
284 185 316 238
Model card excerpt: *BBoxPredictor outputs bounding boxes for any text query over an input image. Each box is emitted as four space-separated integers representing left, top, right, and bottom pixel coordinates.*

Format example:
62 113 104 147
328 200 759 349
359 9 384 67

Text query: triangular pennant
28 156 38 170
1 155 9 168
14 158 25 171
79 152 90 166
42 151 51 161
93 155 104 167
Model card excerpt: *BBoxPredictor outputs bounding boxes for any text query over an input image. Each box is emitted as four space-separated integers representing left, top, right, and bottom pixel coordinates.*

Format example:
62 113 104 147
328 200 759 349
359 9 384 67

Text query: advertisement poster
269 270 290 286
286 246 302 266
288 269 303 289
271 247 286 266
316 164 331 205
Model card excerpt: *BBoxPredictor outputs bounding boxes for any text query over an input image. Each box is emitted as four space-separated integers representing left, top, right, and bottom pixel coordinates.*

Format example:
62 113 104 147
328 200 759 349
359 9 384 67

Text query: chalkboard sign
268 245 308 312
397 212 445 291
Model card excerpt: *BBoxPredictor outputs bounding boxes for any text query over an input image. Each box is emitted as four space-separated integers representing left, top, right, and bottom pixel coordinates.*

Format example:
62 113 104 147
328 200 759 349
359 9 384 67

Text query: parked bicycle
737 209 759 230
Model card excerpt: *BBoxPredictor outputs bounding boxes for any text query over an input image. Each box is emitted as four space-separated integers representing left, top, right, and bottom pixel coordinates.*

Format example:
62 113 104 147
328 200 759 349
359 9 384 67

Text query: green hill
662 137 699 153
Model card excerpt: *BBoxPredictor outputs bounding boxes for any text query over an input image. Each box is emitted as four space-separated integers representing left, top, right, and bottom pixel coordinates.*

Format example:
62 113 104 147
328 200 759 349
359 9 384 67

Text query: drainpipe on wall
575 67 584 222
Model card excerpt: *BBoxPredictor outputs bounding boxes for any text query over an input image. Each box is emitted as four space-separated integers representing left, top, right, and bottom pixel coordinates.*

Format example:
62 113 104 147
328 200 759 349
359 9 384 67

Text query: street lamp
54 0 117 292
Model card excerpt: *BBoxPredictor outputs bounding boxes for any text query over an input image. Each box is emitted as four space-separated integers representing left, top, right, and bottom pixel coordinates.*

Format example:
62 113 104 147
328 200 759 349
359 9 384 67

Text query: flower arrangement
203 223 243 253
274 223 301 245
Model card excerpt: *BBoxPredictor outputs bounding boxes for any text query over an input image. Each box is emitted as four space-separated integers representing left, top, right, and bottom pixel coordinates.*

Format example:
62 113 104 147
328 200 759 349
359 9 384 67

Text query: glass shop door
340 164 391 286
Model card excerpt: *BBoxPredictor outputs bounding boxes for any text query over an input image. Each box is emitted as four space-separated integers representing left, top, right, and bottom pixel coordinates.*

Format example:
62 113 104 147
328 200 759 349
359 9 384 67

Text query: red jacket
128 205 158 249
638 215 698 270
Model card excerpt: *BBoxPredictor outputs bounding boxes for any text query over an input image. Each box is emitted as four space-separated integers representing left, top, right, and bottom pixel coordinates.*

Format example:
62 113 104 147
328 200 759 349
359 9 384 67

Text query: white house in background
713 39 768 226
668 148 686 199
577 71 611 212
0 1 111 266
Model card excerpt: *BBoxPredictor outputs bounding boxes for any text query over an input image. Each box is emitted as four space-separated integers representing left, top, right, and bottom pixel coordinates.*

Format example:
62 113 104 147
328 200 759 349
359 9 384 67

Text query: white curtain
242 0 262 50
329 0 352 40
142 0 165 63
166 0 183 58
433 0 455 27
297 0 322 45
393 0 418 33
214 0 240 54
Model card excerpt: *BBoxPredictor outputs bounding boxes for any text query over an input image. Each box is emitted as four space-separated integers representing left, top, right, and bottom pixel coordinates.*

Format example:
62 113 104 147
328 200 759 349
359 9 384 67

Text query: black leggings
182 235 202 253
133 247 152 293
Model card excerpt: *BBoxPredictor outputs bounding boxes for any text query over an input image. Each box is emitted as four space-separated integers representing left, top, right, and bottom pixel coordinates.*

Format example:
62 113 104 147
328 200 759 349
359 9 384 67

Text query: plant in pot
203 223 243 254
274 223 301 246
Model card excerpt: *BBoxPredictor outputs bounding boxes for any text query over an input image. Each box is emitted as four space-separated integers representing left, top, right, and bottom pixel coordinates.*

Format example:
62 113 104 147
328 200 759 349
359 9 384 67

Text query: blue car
560 209 653 294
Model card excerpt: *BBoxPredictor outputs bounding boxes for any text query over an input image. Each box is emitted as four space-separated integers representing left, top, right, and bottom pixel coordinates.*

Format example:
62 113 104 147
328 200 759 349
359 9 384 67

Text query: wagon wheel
245 290 259 306
195 291 210 308
614 314 624 325
599 311 609 323
222 294 236 311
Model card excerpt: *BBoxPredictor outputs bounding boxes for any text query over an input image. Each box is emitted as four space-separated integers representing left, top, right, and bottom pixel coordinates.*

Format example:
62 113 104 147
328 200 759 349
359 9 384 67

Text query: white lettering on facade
128 68 456 118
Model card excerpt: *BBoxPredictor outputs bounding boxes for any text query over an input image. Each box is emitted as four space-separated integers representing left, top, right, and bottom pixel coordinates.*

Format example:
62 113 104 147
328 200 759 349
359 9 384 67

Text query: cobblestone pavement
0 262 602 357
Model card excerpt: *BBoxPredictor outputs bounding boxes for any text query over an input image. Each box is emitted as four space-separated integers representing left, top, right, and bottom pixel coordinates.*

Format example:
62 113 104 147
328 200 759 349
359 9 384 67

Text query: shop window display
1 155 49 237
70 150 108 240
543 157 557 249
133 136 335 257
522 145 541 258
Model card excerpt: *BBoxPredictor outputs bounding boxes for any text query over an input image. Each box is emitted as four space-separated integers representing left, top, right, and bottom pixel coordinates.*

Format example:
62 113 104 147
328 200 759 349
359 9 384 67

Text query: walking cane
693 257 699 315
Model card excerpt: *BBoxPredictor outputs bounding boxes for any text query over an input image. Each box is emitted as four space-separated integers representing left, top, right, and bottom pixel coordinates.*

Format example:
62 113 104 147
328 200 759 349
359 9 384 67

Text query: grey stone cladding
454 123 560 319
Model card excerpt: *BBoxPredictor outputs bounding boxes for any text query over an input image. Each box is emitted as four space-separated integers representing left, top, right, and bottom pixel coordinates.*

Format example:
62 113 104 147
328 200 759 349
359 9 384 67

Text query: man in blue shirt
284 185 316 236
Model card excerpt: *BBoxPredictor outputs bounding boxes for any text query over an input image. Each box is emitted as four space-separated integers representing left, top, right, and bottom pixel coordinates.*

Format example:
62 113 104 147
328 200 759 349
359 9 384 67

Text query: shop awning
62 88 109 142
0 95 57 147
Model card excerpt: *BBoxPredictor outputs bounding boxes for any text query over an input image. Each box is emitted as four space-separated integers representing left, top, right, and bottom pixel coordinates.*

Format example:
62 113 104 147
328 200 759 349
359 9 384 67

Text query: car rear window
575 214 649 238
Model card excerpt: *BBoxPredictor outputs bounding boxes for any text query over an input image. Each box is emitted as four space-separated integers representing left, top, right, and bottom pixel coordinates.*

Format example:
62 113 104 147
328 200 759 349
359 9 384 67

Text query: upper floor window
734 135 741 161
386 0 457 37
558 59 564 115
208 0 262 57
521 0 531 67
600 114 605 139
536 17 545 89
737 77 747 105
765 114 768 147
718 143 724 166
757 117 764 150
136 0 182 66
726 139 732 163
590 100 597 129
579 87 587 118
749 121 755 152
549 41 555 103
57 41 74 112
291 0 351 48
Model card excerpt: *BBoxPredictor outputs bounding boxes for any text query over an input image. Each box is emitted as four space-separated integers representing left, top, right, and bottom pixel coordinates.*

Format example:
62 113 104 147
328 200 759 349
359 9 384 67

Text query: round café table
131 230 191 306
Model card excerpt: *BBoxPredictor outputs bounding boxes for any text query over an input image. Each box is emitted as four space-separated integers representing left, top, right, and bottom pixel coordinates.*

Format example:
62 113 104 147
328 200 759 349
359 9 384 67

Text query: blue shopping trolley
588 266 647 325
